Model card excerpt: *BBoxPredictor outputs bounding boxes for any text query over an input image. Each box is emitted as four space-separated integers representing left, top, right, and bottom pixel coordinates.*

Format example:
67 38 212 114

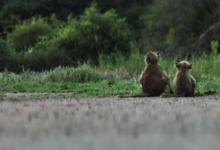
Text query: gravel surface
1 95 220 150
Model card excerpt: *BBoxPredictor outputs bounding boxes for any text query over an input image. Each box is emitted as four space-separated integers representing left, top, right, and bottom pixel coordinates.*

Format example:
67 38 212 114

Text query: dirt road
1 95 220 150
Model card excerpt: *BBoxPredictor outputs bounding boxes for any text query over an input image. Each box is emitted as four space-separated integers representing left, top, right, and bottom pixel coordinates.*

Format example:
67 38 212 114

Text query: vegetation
0 47 220 97
0 65 140 97
2 4 135 71
0 39 11 71
0 0 220 97
8 17 52 52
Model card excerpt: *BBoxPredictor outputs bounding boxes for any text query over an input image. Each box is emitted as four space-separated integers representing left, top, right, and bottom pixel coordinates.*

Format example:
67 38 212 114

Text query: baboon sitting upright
139 51 171 96
173 60 196 97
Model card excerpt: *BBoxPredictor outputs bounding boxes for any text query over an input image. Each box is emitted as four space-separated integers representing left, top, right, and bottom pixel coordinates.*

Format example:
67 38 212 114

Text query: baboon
173 60 196 97
139 51 172 96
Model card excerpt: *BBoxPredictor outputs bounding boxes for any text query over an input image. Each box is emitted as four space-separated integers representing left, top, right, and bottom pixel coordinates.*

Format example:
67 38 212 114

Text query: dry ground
1 94 220 150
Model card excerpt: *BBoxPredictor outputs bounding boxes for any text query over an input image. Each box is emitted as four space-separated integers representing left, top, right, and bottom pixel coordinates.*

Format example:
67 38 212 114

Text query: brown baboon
173 60 196 97
139 51 172 96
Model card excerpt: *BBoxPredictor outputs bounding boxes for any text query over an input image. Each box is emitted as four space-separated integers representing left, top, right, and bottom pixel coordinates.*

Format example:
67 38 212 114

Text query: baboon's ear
176 62 181 69
188 64 192 69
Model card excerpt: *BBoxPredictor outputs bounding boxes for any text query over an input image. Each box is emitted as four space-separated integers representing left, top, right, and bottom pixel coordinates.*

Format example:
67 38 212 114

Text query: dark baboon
139 51 171 96
173 60 196 97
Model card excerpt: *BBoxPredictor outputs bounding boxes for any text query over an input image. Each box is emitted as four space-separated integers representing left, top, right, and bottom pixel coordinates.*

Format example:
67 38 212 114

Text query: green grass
0 50 220 97
0 65 141 97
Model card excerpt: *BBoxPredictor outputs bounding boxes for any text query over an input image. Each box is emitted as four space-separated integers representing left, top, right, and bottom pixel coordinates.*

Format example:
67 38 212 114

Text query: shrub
8 17 52 52
43 4 135 67
5 4 136 71
6 16 62 71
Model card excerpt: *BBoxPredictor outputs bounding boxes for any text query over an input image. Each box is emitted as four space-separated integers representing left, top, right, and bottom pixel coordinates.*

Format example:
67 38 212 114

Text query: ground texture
1 95 220 150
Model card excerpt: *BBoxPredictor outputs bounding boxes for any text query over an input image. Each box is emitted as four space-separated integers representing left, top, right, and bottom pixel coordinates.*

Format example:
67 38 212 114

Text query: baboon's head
145 51 160 65
176 60 192 72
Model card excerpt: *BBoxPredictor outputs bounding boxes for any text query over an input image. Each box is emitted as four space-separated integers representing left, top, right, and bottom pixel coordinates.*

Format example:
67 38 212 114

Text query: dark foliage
6 5 135 71
0 39 11 71
141 0 220 54
1 0 220 71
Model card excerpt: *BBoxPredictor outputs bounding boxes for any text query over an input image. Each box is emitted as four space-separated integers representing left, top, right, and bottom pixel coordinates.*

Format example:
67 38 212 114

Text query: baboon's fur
173 60 196 97
139 51 171 96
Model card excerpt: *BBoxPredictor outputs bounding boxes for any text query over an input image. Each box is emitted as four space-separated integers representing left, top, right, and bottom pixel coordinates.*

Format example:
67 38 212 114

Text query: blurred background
0 0 220 72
